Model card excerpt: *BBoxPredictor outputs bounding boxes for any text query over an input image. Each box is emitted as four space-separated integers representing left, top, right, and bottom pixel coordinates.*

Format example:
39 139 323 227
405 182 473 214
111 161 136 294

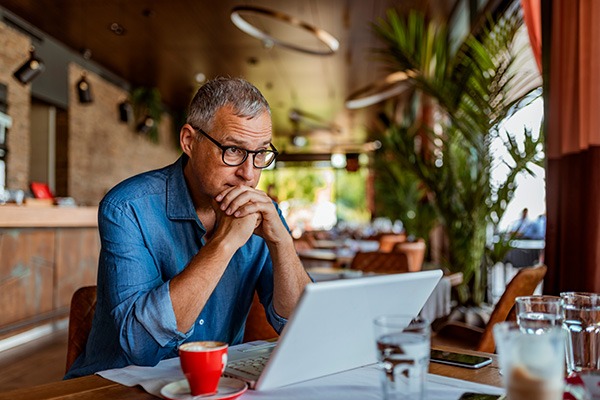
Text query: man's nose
235 156 257 182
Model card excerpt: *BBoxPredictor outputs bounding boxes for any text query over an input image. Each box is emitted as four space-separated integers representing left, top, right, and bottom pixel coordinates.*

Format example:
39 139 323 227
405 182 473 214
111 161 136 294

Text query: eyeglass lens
223 147 276 168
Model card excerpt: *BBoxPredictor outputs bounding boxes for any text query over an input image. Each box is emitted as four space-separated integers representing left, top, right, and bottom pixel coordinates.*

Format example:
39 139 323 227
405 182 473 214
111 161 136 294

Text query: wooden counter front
0 206 100 337
0 205 98 228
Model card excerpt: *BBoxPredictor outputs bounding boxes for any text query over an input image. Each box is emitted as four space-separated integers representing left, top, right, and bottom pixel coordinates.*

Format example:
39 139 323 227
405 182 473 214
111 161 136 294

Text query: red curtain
544 0 600 294
521 0 542 72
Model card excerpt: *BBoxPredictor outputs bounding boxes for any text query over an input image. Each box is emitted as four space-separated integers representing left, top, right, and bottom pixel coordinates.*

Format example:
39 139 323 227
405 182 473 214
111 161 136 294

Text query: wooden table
298 249 355 268
0 346 501 399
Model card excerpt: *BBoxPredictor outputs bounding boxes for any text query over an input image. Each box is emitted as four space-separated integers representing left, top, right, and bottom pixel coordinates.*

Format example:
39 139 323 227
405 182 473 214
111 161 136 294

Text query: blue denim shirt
65 155 287 378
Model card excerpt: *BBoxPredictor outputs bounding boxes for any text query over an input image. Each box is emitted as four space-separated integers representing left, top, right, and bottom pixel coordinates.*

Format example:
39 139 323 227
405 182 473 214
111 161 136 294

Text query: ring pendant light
230 5 339 56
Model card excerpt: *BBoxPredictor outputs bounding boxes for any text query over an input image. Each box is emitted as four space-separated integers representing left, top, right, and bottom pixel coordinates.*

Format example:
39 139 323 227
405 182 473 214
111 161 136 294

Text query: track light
118 100 132 123
13 47 45 84
77 73 93 103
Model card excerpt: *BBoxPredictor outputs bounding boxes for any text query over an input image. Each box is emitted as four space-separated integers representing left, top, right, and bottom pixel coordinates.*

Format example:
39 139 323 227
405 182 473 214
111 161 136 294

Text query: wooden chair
392 239 426 272
243 292 279 342
377 233 407 252
432 264 547 353
66 285 97 373
349 251 410 274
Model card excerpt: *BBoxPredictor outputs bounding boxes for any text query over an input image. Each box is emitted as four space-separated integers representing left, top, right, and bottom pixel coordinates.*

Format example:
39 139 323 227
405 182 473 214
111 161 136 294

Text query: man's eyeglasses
192 126 279 169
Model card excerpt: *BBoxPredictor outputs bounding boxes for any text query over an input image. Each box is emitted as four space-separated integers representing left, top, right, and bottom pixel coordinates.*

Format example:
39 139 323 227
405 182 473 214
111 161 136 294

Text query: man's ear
180 124 196 157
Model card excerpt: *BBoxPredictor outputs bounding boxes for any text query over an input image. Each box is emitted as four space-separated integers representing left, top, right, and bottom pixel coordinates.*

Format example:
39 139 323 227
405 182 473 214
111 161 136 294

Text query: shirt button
198 319 204 325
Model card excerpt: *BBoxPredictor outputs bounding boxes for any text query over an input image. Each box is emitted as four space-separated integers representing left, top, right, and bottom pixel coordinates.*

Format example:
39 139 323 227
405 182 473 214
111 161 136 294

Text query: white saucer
160 377 247 400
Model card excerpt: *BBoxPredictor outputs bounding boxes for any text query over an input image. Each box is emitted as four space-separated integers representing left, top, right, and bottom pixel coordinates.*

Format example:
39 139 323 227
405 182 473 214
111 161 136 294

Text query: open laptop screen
227 270 443 390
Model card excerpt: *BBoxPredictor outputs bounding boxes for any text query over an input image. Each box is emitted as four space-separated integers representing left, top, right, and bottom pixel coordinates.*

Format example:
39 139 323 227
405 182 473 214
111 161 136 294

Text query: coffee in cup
179 341 228 396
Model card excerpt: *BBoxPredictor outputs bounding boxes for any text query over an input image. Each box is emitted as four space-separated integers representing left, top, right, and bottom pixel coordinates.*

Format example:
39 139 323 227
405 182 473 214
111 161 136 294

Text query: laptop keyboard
227 355 270 377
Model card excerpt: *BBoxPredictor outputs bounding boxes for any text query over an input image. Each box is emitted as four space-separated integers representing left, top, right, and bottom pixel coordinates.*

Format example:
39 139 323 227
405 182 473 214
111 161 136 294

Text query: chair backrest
476 264 547 353
66 285 97 373
392 239 426 272
243 292 279 342
349 251 410 274
377 233 407 252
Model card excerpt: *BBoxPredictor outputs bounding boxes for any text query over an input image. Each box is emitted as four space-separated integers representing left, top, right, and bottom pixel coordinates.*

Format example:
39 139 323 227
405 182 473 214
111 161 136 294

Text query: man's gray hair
186 77 270 131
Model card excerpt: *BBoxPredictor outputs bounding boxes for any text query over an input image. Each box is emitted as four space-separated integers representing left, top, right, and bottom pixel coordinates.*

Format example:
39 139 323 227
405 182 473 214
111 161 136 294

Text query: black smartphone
430 349 493 369
458 393 503 400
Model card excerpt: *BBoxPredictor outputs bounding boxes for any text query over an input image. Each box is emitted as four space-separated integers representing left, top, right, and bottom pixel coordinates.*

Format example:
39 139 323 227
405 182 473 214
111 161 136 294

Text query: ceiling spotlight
77 73 93 104
195 73 206 83
13 47 45 84
136 115 155 134
109 22 126 36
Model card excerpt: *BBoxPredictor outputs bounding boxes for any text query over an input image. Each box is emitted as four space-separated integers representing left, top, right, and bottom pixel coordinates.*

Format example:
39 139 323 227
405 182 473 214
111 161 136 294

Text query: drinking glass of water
373 315 430 400
515 295 564 334
561 292 600 398
561 292 600 372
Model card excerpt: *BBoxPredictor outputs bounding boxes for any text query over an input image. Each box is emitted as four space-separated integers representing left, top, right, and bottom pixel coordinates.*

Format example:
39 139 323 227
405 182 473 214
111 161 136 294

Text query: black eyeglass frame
191 126 279 169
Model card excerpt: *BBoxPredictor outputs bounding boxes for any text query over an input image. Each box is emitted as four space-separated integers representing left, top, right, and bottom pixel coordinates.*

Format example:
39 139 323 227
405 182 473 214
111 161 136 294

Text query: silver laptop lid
256 269 443 390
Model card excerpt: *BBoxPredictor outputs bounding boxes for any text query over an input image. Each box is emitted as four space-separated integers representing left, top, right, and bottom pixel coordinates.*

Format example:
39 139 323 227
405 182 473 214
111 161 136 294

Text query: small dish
160 377 247 400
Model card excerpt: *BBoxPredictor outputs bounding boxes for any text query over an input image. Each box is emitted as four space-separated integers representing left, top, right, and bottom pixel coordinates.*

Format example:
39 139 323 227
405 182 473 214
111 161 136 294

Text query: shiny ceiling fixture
109 22 126 36
230 5 339 56
288 108 342 133
195 73 206 83
344 71 415 109
13 46 45 84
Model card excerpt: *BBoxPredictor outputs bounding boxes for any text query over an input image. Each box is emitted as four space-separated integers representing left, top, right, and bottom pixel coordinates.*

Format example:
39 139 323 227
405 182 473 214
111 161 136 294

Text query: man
508 208 532 238
66 77 311 378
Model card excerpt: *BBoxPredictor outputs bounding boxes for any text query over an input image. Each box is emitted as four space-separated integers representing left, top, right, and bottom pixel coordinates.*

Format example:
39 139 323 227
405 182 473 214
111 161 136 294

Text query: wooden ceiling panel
0 0 459 149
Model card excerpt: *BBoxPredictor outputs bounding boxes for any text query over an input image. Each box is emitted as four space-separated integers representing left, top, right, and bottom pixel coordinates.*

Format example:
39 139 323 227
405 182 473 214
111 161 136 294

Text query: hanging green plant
130 87 163 143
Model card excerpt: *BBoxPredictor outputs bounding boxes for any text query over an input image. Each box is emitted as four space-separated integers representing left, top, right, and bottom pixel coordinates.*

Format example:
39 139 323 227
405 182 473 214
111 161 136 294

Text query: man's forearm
267 236 311 318
169 237 237 333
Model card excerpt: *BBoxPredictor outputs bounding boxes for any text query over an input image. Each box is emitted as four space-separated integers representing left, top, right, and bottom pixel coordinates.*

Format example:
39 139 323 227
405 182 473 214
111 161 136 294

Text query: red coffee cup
179 341 228 396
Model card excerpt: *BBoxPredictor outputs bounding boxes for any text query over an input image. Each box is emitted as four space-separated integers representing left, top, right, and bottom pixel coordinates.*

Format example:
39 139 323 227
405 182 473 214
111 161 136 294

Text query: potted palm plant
371 6 544 305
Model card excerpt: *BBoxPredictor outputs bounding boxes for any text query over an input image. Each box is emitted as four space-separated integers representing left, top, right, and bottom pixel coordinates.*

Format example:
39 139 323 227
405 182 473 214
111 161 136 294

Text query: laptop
224 269 443 390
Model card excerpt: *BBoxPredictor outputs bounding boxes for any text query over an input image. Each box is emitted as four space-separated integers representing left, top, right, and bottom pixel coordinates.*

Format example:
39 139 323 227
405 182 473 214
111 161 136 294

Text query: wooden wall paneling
54 228 100 310
0 230 55 329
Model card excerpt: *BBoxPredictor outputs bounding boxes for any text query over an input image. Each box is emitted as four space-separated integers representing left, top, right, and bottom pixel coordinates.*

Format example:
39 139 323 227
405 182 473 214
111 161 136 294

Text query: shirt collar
166 154 198 221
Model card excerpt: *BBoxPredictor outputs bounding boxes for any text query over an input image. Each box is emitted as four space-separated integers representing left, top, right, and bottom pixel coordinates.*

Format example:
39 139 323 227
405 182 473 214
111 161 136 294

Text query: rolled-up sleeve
266 301 287 333
99 200 190 366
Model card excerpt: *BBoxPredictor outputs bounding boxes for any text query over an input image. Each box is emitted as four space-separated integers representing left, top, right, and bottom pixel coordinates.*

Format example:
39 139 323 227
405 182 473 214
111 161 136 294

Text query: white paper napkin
98 358 505 399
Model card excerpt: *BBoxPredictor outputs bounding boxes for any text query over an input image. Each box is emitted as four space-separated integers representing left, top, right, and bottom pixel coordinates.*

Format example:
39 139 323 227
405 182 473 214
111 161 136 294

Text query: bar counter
0 204 98 228
0 205 100 338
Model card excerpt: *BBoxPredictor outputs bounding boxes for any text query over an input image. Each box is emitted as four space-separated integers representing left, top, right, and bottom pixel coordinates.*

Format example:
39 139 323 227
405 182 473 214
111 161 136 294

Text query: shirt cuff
266 301 287 334
135 282 192 347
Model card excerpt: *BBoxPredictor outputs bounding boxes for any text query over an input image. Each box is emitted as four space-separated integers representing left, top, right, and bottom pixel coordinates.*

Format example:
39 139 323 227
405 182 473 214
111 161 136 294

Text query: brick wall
68 64 181 205
0 22 31 190
0 19 182 205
